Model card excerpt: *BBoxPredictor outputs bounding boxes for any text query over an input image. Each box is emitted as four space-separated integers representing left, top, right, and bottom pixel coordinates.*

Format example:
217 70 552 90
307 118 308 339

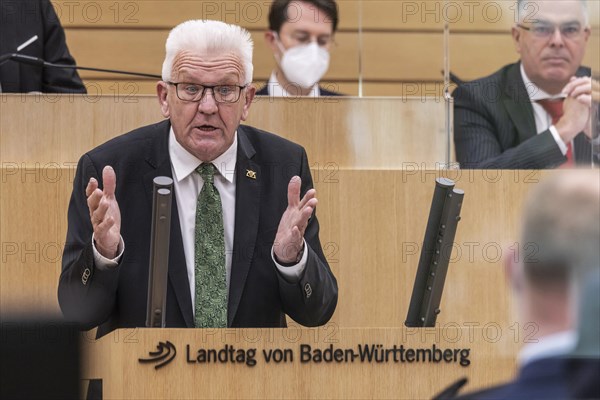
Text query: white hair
161 20 254 84
517 0 589 25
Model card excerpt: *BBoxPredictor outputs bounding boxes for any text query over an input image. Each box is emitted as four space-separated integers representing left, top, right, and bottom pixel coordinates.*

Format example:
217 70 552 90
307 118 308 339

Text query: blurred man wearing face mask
258 0 341 97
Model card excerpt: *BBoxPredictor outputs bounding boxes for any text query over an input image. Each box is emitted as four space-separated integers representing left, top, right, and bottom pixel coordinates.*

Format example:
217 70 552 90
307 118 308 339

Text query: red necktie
537 98 574 167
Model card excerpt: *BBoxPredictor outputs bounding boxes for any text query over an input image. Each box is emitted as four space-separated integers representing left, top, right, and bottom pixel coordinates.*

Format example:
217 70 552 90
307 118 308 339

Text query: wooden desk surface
0 95 449 168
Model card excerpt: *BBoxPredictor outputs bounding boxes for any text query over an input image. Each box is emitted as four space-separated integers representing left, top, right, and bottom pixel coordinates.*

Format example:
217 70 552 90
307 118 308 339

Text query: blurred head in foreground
507 169 599 337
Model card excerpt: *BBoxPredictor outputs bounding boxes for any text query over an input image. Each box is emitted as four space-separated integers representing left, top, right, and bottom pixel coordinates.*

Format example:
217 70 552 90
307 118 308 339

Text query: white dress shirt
169 128 238 308
520 64 569 156
265 71 320 97
93 128 308 314
169 129 307 313
518 330 577 367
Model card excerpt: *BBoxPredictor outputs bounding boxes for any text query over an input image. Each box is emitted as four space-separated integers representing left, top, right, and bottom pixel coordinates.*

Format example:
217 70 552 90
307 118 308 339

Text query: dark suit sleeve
275 148 338 326
255 85 269 95
453 83 567 169
40 0 86 93
58 154 120 329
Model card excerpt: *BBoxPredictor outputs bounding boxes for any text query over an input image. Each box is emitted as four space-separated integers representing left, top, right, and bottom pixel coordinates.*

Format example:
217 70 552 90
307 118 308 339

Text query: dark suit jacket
0 0 86 93
58 120 338 338
453 62 596 169
455 357 600 400
568 357 600 399
256 80 342 96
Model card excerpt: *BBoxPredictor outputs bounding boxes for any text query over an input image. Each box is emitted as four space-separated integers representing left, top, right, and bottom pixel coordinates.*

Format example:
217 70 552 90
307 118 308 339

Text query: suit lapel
228 127 261 327
142 121 194 327
503 62 537 145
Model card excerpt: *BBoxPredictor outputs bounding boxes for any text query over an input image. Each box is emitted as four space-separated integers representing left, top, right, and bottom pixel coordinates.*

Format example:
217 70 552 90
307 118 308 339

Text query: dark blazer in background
58 120 338 338
0 0 86 93
256 82 342 96
455 357 599 400
453 62 595 169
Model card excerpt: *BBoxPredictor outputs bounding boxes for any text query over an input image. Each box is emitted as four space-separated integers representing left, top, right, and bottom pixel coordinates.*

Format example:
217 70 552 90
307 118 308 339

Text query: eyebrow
292 29 332 37
177 71 242 84
533 19 582 26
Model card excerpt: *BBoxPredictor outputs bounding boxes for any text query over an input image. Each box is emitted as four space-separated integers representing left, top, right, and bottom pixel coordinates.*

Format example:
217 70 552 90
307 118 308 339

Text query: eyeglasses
518 23 587 40
167 82 247 103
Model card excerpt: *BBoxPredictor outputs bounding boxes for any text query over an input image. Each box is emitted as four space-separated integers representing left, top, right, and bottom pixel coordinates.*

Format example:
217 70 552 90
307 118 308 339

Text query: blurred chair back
0 319 80 400
569 270 600 400
573 269 600 358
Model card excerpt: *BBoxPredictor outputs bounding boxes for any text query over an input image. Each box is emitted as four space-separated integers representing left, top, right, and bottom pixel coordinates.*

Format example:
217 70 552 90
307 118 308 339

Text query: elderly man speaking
58 20 338 337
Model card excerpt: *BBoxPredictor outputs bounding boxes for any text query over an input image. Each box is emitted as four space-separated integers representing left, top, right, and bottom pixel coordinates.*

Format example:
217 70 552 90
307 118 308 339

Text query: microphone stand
1 53 161 79
146 177 174 328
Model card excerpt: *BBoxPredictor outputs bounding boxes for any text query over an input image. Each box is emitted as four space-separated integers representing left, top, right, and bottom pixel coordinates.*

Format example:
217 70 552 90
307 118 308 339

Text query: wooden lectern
82 327 518 399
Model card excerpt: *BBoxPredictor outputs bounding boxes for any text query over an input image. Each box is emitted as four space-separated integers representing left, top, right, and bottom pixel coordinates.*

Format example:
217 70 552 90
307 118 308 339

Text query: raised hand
273 176 317 264
556 77 592 140
557 77 592 141
86 166 122 258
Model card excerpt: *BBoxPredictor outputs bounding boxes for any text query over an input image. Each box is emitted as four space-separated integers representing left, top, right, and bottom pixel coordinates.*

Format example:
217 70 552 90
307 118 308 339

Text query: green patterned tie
194 163 227 328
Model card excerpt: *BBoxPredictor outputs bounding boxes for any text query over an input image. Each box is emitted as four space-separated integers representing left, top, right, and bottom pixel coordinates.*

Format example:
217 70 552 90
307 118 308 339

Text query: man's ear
157 81 170 118
582 26 591 43
265 30 277 52
241 85 256 121
505 247 523 293
512 26 522 54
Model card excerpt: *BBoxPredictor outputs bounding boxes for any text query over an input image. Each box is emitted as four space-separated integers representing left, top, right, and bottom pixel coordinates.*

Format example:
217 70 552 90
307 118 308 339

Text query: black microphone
432 377 468 399
0 35 39 66
4 53 161 80
0 53 17 66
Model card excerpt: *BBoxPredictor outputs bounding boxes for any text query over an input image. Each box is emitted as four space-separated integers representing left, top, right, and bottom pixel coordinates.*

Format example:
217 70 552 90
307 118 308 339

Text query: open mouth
196 125 218 132
543 56 568 63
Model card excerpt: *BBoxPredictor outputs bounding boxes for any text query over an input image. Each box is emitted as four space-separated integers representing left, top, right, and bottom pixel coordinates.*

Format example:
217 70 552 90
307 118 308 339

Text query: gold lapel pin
246 169 257 179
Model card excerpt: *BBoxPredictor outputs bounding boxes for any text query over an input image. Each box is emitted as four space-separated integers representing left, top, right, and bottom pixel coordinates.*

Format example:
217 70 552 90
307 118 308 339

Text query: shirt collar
518 330 577 367
520 63 566 101
269 71 320 97
169 127 237 184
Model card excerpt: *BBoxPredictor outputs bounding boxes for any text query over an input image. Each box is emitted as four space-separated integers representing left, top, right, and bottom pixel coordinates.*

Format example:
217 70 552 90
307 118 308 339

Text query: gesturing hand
86 166 122 259
273 176 317 264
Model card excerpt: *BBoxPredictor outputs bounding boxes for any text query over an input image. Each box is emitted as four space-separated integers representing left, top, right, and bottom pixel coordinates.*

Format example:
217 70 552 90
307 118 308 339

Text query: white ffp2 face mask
275 35 330 89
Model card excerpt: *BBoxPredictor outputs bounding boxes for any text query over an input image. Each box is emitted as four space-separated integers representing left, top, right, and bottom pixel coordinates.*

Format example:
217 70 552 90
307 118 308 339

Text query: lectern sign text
138 341 471 369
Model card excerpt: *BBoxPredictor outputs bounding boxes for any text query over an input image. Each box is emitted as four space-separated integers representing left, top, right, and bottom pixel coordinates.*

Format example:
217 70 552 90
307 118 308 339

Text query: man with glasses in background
58 20 338 338
257 0 341 97
454 0 597 169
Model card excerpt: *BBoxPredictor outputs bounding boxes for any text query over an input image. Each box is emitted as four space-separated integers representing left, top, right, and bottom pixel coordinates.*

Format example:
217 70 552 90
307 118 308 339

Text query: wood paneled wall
48 0 599 96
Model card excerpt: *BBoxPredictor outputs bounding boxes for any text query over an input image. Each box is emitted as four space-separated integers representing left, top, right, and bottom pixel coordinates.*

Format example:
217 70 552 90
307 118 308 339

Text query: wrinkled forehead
171 50 246 83
522 0 587 25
